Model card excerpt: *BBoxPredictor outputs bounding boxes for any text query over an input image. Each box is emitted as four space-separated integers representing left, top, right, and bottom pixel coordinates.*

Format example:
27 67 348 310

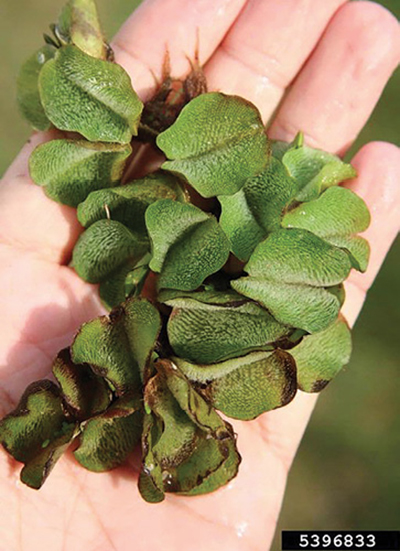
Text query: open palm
0 1 399 549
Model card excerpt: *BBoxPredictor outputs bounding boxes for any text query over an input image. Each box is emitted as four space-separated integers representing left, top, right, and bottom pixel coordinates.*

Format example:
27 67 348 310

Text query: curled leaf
77 171 188 235
145 375 197 467
219 156 296 261
290 317 352 392
17 45 56 130
282 186 371 272
74 397 142 472
166 297 291 363
56 0 109 60
71 298 161 394
174 350 297 420
29 139 131 207
122 298 162 383
232 229 352 333
146 199 230 290
99 253 150 310
52 348 111 420
142 360 241 496
0 381 76 489
279 137 357 201
172 431 240 496
39 45 143 143
159 287 245 306
72 219 148 283
157 92 269 197
155 359 233 437
138 413 165 503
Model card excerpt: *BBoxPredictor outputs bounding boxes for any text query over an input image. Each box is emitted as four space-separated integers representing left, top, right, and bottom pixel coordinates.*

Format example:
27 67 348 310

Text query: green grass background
0 0 398 543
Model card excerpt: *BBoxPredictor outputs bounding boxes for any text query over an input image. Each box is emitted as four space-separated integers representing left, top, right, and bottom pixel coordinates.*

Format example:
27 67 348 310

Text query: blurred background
0 0 398 544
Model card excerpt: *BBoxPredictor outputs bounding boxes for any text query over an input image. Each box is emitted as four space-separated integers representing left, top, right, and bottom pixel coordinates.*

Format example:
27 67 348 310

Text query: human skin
0 0 399 550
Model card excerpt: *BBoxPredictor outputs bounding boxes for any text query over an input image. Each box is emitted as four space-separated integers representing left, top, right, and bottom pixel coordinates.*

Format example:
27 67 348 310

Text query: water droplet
235 521 248 538
143 463 154 475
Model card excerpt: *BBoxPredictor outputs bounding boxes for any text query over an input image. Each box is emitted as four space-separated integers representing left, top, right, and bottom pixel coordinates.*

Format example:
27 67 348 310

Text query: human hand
0 1 399 549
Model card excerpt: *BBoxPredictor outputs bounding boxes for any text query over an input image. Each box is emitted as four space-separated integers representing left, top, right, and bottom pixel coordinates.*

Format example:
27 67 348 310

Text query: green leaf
281 143 356 201
290 317 352 392
232 277 344 334
17 45 56 130
145 375 197 467
157 92 269 197
52 348 111 421
74 397 142 472
323 235 370 273
174 350 297 420
152 360 241 495
77 171 188 235
231 228 351 333
39 45 143 143
56 0 108 60
29 140 131 207
99 254 150 310
138 413 165 503
166 298 291 363
159 287 245 306
243 229 352 287
71 306 140 396
283 186 370 236
155 359 233 437
0 381 76 489
123 298 162 383
72 219 148 284
271 132 304 160
71 298 160 394
219 156 296 260
282 187 370 272
173 432 240 496
146 199 230 290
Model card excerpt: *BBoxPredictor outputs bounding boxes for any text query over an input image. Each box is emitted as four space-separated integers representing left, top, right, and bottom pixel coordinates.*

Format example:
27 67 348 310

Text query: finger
342 141 400 326
203 0 346 122
269 1 400 153
0 247 104 414
114 0 248 100
1 131 81 265
1 0 248 263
